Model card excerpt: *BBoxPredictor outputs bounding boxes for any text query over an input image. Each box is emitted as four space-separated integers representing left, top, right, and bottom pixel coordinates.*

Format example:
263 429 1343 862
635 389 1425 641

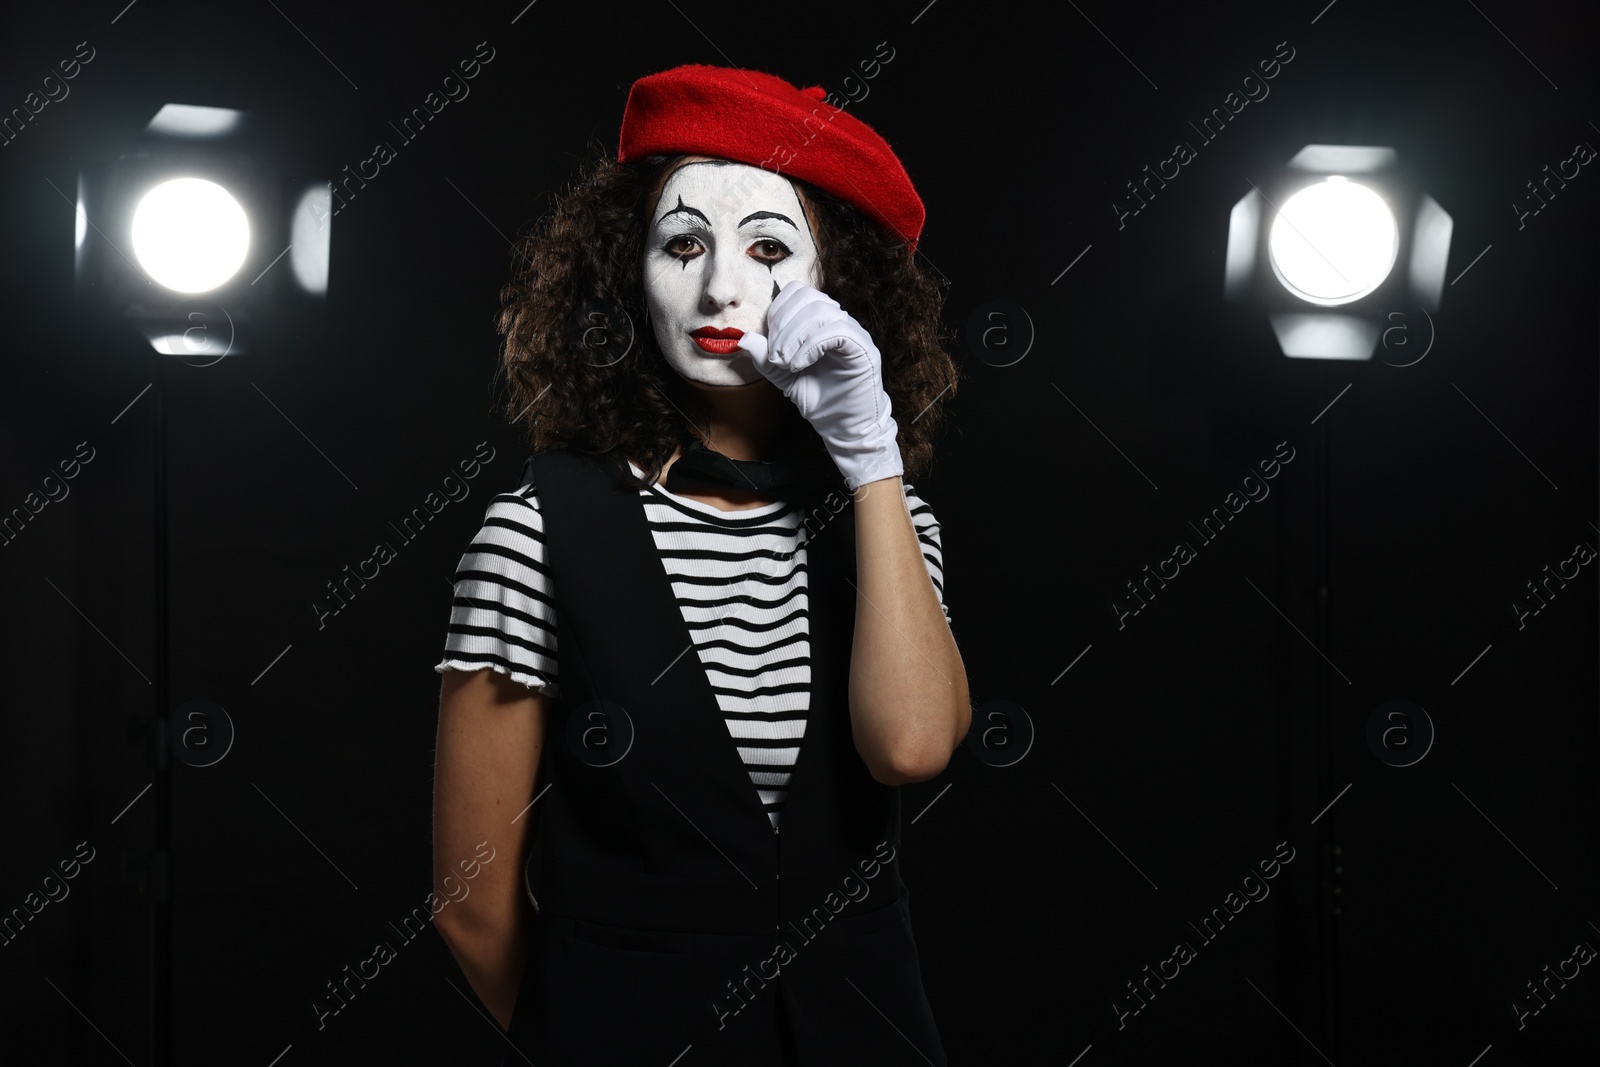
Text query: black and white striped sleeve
434 482 559 696
901 483 949 624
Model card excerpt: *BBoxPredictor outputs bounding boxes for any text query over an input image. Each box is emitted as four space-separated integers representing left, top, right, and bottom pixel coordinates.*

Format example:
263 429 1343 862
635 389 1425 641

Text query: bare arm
432 667 547 1029
848 477 971 784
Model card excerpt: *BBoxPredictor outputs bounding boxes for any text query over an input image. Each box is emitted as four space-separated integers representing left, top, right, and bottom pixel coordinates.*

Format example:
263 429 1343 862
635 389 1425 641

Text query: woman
432 64 968 1065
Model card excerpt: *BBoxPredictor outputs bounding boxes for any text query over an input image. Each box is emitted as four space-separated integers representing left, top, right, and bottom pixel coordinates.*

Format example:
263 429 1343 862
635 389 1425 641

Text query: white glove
737 281 903 491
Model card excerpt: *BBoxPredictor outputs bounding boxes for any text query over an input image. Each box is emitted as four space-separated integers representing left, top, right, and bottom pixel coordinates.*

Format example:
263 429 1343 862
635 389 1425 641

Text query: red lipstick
689 326 744 355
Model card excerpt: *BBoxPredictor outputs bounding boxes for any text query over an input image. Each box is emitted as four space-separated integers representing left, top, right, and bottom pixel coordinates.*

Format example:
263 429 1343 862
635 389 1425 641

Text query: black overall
499 448 948 1066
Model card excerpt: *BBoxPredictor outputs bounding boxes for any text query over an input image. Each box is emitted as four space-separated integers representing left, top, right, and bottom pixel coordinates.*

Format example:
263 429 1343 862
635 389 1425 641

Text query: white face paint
643 160 821 387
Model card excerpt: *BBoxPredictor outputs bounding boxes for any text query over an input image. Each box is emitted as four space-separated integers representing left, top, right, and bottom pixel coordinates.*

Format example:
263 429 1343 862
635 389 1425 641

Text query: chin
670 355 763 389
691 375 765 389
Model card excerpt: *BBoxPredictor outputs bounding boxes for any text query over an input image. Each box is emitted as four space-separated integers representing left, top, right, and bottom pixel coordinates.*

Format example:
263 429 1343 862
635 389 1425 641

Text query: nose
700 245 742 312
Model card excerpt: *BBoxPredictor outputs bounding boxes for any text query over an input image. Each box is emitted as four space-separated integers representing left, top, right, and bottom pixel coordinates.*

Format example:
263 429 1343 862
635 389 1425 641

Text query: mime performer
432 62 969 1066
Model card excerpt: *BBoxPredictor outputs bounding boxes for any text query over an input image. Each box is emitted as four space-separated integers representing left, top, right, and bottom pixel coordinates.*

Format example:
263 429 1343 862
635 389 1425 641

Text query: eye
749 239 791 263
663 235 703 260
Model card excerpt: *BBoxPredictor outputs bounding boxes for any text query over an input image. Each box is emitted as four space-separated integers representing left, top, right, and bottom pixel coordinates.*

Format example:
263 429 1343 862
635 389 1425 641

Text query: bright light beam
1268 177 1397 306
131 177 250 293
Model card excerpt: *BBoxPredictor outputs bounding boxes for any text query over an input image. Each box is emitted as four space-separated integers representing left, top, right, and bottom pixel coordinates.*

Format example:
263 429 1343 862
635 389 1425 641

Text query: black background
0 0 1595 1064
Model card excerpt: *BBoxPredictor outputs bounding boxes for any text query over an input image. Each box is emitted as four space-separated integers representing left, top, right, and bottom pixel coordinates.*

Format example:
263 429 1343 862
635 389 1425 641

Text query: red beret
618 64 925 252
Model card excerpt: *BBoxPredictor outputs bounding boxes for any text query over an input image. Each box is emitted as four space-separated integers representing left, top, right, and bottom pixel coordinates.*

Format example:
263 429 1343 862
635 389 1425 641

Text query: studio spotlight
1225 145 1453 360
70 103 333 1067
74 102 331 357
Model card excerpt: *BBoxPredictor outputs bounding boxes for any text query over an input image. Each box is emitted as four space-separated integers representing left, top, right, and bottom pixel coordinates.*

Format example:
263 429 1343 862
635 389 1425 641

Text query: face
643 159 821 387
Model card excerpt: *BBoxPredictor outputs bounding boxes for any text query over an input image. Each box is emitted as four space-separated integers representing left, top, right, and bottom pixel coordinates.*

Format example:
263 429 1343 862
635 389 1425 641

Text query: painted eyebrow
655 195 708 227
739 210 799 230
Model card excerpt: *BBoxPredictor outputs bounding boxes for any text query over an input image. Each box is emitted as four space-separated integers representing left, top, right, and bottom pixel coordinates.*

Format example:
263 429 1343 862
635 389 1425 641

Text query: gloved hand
737 281 903 491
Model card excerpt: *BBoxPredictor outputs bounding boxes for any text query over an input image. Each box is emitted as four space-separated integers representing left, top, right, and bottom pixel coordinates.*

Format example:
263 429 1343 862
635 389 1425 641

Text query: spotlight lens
131 178 250 293
1268 178 1397 306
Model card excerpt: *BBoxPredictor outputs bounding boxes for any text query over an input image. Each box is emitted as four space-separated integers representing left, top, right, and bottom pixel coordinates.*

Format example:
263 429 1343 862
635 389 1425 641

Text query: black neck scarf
661 439 840 497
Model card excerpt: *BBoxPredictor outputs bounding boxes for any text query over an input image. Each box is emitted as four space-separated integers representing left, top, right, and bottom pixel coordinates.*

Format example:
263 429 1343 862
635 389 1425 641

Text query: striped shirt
436 462 949 831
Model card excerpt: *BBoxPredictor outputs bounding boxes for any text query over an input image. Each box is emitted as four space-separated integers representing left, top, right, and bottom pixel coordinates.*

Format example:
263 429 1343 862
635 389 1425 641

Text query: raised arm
432 667 546 1029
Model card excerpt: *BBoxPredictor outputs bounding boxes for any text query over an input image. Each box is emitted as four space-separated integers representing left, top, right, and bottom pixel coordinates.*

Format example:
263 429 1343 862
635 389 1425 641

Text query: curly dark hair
492 144 959 491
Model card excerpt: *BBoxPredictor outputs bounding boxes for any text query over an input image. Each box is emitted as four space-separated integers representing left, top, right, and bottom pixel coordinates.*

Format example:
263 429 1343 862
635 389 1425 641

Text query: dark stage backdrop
1 1 1594 1064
